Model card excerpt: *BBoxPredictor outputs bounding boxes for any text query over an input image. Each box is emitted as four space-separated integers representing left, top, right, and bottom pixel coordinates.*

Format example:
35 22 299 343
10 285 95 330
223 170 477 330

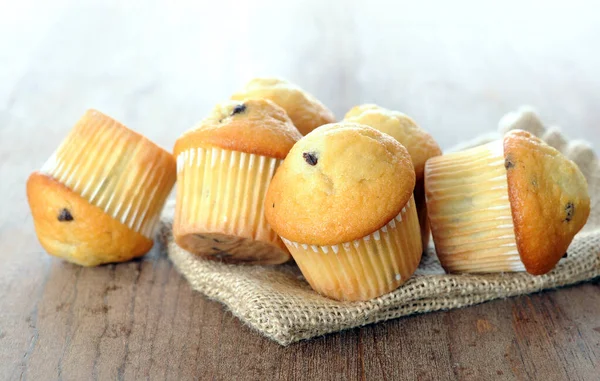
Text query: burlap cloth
159 107 600 345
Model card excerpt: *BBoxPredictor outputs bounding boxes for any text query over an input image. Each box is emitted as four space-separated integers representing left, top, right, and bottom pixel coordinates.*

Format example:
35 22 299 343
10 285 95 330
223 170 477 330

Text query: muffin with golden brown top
173 99 302 265
27 109 177 266
425 129 590 275
344 104 441 251
265 122 422 301
231 77 335 135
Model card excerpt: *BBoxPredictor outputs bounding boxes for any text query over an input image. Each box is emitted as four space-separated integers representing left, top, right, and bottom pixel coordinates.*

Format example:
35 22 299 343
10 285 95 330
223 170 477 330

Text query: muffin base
177 232 288 264
425 141 525 273
281 196 422 301
174 146 289 265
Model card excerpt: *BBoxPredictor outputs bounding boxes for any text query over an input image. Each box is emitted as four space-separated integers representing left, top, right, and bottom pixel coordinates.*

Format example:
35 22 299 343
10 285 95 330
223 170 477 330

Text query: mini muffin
425 130 590 275
344 104 441 251
231 77 335 135
173 99 302 264
27 109 177 266
265 122 422 301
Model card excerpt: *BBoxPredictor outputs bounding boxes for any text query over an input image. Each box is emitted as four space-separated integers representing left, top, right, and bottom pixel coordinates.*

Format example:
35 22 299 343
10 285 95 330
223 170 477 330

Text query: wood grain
1 0 599 380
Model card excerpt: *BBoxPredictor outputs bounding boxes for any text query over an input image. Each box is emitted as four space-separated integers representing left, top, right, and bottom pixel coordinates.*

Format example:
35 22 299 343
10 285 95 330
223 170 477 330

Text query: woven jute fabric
159 106 600 345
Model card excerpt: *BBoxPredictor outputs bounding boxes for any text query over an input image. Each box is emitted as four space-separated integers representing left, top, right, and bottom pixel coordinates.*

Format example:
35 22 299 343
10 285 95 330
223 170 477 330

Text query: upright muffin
27 109 177 266
173 99 302 264
265 123 422 301
344 104 441 251
231 77 335 135
425 130 590 275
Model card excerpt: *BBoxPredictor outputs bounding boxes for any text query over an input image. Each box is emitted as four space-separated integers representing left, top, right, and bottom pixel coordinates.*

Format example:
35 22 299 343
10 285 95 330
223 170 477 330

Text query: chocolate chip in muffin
562 252 568 258
504 156 515 170
58 208 74 222
231 104 247 116
303 152 318 166
564 202 575 222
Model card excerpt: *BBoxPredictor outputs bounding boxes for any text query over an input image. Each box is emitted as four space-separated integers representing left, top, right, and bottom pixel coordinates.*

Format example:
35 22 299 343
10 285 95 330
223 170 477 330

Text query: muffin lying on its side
265 123 422 301
27 109 177 266
173 99 302 265
425 129 590 275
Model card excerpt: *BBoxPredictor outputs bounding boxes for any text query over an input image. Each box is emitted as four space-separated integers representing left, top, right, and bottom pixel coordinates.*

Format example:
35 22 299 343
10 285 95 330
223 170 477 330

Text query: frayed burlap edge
160 106 600 345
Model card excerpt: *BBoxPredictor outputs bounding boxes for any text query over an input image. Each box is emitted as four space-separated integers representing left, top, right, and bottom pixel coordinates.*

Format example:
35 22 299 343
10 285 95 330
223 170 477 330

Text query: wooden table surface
1 1 599 380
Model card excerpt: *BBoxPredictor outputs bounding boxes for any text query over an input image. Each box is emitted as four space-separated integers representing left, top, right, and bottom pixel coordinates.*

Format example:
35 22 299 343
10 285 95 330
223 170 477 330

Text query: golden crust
27 173 153 267
231 78 335 135
173 99 301 159
265 122 416 245
503 130 590 275
343 104 441 181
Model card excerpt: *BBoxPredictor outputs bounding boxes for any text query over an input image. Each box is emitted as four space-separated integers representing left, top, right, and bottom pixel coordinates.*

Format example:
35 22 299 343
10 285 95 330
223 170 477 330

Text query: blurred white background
1 0 598 154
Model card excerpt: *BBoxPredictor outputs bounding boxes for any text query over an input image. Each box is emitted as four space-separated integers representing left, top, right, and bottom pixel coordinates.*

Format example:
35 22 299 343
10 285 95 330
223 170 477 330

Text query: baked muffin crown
344 104 441 181
174 99 301 159
231 77 335 135
504 129 590 275
265 122 415 245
